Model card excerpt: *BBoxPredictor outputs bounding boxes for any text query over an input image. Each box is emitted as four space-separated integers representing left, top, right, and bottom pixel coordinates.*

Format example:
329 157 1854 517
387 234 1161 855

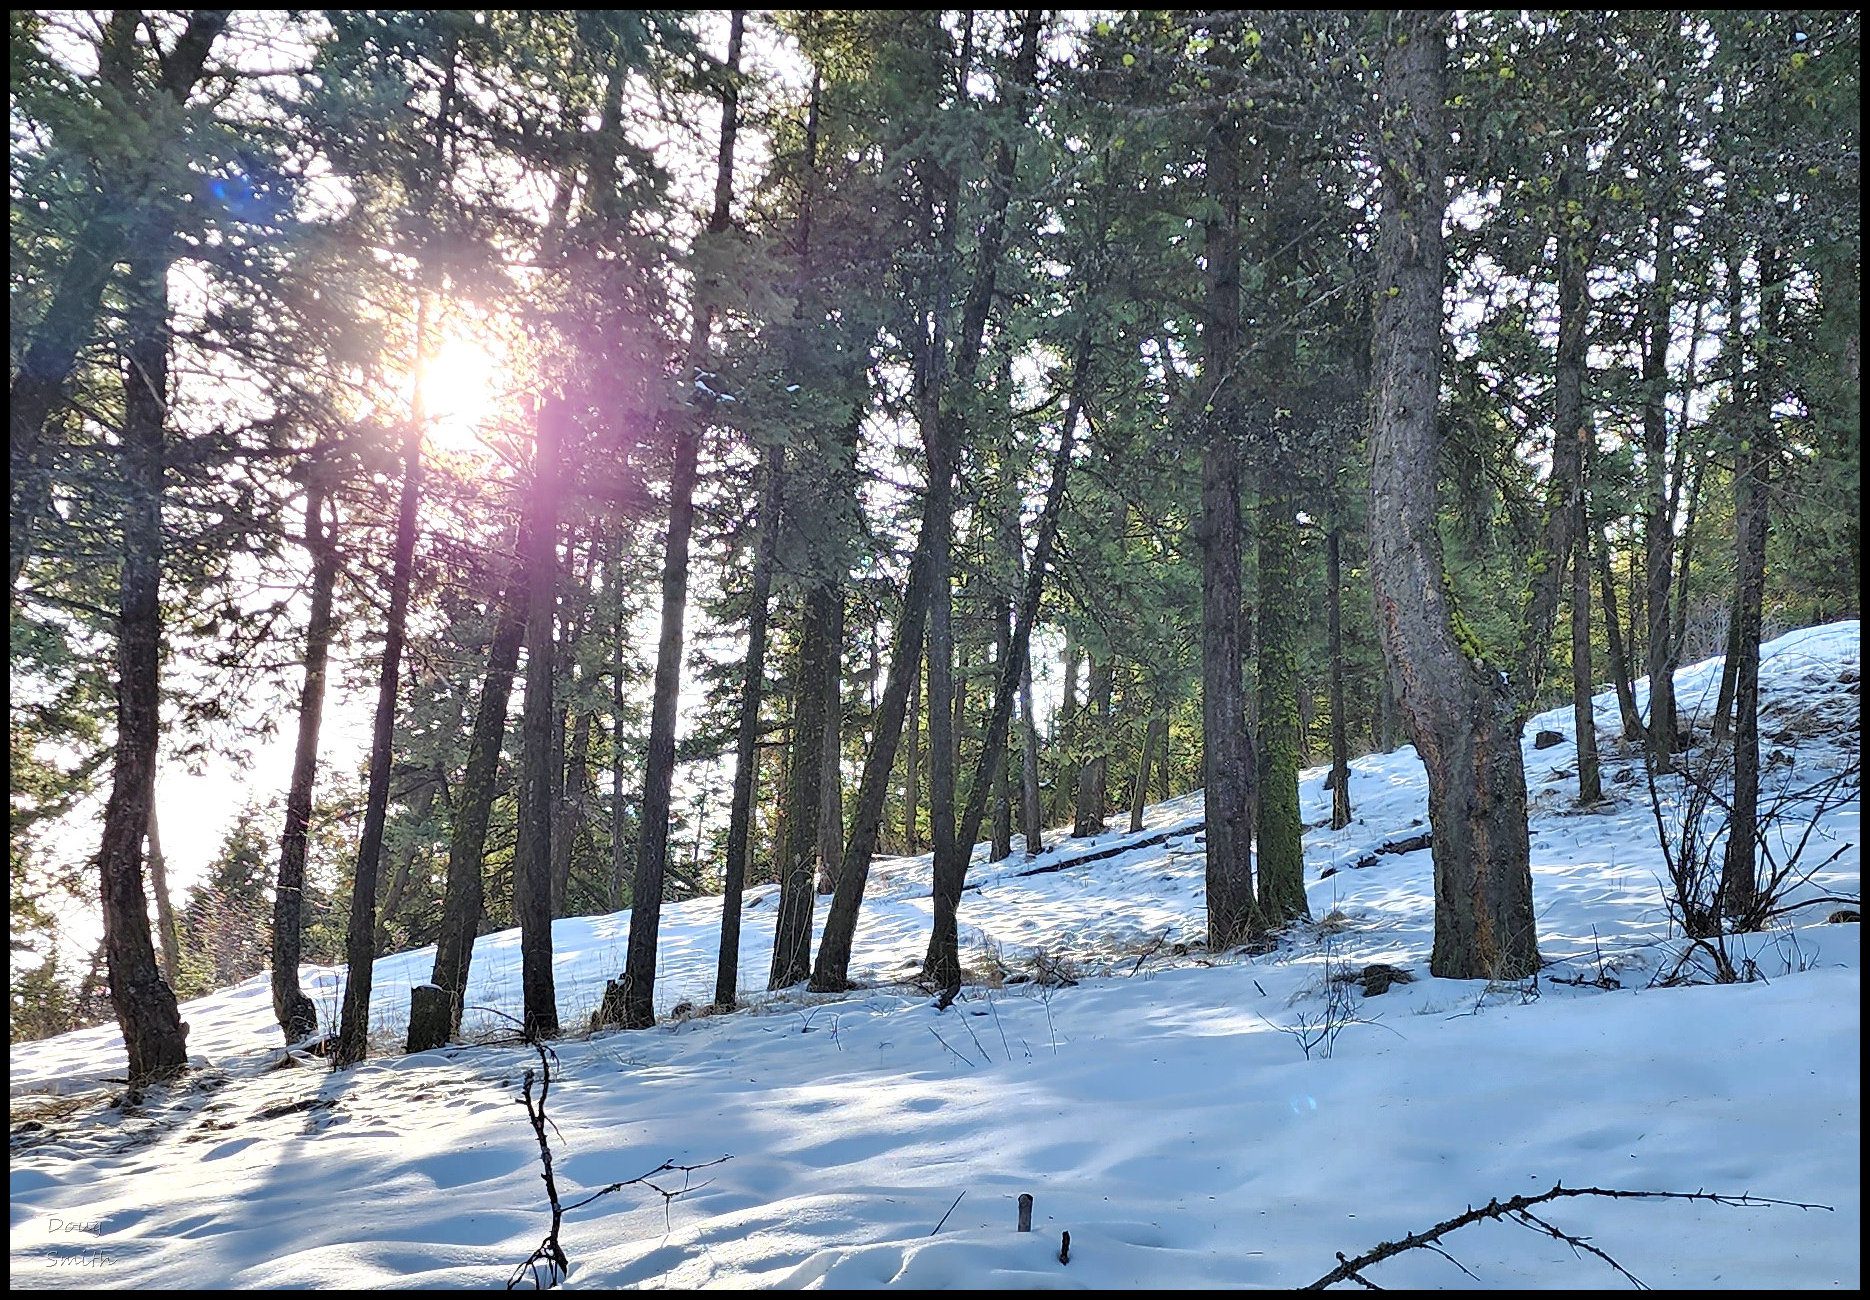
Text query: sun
418 329 503 452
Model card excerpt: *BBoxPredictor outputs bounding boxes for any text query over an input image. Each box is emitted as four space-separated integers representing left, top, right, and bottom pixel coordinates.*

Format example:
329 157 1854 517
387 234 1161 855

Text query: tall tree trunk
1555 178 1600 805
1641 210 1679 771
98 243 189 1083
771 585 835 988
614 11 742 1029
376 774 437 954
1594 543 1645 745
815 592 844 895
1052 628 1082 824
147 804 182 990
514 398 565 1039
904 658 922 853
823 8 1044 995
1018 651 1043 857
921 321 1092 993
1326 511 1352 830
1198 89 1259 950
1255 494 1308 923
1369 10 1538 981
715 439 782 1005
332 361 426 1065
551 709 593 915
1712 253 1747 744
423 576 524 1043
1721 250 1777 927
1130 713 1163 833
1072 653 1112 837
990 590 1014 860
273 483 337 1042
1571 537 1603 803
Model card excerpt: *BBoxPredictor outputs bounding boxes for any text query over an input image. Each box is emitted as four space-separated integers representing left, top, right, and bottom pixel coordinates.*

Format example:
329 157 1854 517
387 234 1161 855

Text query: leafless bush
1643 744 1859 985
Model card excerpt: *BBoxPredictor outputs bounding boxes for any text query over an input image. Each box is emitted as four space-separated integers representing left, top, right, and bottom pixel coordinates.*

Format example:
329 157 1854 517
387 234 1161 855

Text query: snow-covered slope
10 623 1860 1288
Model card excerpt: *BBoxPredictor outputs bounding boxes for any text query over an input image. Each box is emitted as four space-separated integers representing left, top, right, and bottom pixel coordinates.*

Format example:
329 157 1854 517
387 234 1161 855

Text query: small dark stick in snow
1018 1193 1033 1232
1059 1230 1071 1264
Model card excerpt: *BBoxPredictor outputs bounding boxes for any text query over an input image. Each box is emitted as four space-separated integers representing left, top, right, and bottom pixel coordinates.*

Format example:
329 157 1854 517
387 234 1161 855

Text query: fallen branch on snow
1305 1181 1832 1290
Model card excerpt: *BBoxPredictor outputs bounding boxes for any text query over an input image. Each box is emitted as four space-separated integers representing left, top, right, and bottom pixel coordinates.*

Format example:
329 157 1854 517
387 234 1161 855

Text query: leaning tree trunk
419 577 524 1046
375 773 438 955
921 320 1092 994
332 408 425 1067
612 12 742 1029
272 483 337 1043
1197 94 1259 950
1368 9 1538 981
98 241 190 1085
1130 713 1164 833
1255 493 1309 923
1594 543 1646 746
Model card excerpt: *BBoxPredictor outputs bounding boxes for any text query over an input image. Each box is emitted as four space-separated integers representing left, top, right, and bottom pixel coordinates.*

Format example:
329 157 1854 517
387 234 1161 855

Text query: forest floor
9 622 1860 1289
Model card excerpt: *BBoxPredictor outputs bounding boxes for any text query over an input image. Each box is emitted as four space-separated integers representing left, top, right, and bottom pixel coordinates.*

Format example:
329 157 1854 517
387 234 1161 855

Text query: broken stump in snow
1018 1193 1033 1232
405 983 452 1052
1534 729 1565 749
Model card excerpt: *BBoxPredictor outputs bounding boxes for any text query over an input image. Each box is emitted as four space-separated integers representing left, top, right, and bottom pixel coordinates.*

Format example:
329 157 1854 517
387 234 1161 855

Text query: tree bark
1255 494 1308 923
147 804 183 990
376 773 437 954
332 367 425 1064
1368 10 1538 981
614 11 742 1029
1019 651 1044 857
513 398 564 1038
771 584 835 988
1072 653 1112 837
272 482 337 1042
904 658 922 853
1197 86 1259 950
423 570 524 1043
1130 713 1164 833
1721 249 1777 926
1641 210 1678 771
1556 177 1601 804
1326 512 1352 830
98 241 190 1083
815 592 845 895
1594 542 1645 745
990 592 1015 860
715 439 782 1006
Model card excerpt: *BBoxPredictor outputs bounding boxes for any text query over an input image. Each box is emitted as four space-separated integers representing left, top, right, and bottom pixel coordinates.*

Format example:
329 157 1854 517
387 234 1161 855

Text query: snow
10 622 1861 1289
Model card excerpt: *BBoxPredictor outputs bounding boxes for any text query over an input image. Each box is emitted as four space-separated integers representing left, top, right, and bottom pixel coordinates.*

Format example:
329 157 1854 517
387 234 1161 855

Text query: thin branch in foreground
499 1021 730 1290
1303 1182 1832 1290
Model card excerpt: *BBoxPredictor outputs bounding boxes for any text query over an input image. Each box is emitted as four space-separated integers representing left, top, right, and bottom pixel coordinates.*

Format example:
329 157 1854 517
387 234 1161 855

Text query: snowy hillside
10 623 1860 1289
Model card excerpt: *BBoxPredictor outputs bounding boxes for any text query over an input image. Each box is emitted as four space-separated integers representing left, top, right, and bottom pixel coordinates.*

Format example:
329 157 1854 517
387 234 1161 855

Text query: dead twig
1304 1182 1833 1290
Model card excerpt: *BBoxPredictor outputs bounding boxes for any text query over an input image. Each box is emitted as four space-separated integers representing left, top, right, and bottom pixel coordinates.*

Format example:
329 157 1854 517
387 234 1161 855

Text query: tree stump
406 984 452 1052
1018 1193 1033 1232
1534 730 1565 749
